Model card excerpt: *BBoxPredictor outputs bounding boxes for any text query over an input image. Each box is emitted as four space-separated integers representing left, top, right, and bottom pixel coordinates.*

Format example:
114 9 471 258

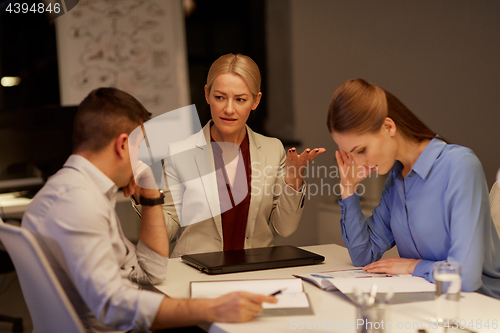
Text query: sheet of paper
264 292 310 309
319 269 394 278
331 275 435 293
190 278 309 309
296 269 435 293
295 269 394 291
191 278 303 298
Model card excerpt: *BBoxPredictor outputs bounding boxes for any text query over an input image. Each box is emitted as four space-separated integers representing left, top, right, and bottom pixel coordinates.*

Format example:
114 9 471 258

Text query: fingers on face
339 150 350 164
336 149 353 167
122 179 136 197
346 153 354 164
345 151 351 161
130 175 137 187
335 151 344 165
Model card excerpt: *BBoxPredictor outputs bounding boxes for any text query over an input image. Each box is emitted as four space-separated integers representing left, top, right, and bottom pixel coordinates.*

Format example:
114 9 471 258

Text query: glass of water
433 261 461 323
356 303 387 333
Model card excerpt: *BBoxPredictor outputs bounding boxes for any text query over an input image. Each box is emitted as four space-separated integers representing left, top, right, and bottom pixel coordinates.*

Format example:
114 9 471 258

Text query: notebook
190 278 314 316
181 245 325 275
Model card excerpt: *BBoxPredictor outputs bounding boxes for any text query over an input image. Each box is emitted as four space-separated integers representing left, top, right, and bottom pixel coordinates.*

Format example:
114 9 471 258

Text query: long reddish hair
327 79 438 143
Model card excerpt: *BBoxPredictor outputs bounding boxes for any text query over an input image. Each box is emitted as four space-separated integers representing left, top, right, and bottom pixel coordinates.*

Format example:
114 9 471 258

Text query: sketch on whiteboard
57 0 180 118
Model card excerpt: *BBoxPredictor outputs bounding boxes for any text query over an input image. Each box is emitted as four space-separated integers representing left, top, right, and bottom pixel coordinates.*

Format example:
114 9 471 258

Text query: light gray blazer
162 121 306 257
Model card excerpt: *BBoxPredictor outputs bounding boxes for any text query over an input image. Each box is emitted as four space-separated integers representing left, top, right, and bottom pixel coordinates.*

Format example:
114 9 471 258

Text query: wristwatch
139 190 165 206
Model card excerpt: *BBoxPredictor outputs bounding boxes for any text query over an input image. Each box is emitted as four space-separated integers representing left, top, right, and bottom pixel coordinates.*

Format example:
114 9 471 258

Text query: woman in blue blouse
327 78 500 299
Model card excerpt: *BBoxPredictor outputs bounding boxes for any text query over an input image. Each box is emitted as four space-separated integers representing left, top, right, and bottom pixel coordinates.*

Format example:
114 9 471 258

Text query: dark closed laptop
181 245 325 275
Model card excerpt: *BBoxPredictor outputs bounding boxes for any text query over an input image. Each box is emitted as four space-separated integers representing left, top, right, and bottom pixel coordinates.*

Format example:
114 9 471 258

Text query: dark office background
0 0 267 131
0 0 267 186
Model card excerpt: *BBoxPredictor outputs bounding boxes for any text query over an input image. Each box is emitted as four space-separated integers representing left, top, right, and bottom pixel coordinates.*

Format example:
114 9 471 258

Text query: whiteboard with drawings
55 0 191 119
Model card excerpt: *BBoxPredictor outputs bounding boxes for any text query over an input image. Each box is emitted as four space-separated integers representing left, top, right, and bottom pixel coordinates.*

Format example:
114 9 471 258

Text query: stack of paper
294 269 435 294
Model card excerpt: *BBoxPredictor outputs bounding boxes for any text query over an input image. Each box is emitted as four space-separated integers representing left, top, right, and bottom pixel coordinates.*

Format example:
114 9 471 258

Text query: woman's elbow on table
348 249 374 268
461 275 483 293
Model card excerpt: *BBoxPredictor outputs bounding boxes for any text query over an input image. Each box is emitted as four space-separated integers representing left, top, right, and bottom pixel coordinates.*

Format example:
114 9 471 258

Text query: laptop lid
181 245 325 275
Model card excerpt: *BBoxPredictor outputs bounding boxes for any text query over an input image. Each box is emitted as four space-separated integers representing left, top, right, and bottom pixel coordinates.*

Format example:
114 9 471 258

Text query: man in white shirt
22 88 276 332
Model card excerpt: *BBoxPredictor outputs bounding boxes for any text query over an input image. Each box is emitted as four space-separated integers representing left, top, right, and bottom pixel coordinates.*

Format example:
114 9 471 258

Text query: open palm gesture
284 147 326 190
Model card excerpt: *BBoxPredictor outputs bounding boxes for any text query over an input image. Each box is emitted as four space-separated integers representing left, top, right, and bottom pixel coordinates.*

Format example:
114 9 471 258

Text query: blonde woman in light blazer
162 54 325 257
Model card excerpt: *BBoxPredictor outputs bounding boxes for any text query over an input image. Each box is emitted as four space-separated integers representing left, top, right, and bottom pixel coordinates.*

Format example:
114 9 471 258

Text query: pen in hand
269 288 287 296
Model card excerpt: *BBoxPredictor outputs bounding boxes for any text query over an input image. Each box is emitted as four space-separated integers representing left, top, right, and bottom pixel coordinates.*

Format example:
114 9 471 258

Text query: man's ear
383 117 397 137
114 133 129 159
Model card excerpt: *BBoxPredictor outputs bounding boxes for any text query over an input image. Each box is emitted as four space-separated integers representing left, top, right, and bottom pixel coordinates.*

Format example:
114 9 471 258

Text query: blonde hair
206 53 261 99
327 79 437 142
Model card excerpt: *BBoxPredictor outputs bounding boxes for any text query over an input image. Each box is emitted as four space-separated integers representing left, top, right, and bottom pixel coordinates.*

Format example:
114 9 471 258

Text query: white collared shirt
22 155 167 332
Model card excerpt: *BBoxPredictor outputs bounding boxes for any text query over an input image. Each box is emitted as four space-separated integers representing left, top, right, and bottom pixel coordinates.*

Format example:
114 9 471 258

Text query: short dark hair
73 88 152 153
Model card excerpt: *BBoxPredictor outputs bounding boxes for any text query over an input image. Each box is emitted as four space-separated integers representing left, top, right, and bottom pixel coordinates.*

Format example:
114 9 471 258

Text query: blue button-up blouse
339 138 500 299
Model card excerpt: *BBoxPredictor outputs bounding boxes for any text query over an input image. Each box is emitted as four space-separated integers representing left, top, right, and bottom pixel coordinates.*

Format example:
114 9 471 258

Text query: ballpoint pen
269 288 287 296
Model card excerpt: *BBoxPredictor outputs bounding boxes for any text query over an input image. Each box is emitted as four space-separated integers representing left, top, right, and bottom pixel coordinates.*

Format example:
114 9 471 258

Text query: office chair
0 218 85 333
0 249 23 332
491 181 500 236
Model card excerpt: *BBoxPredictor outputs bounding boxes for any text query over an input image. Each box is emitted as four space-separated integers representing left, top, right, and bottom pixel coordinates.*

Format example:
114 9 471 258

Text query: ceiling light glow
1 77 21 87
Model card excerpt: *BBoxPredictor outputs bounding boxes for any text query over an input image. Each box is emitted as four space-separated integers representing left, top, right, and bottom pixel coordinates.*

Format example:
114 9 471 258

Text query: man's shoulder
26 168 100 219
42 167 92 196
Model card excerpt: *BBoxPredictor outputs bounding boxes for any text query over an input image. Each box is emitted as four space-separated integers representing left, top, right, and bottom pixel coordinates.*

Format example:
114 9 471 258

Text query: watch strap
139 191 165 206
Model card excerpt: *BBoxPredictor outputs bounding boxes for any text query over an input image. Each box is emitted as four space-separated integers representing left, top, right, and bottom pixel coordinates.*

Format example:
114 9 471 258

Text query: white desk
0 192 33 217
0 191 141 242
0 191 132 216
155 244 500 333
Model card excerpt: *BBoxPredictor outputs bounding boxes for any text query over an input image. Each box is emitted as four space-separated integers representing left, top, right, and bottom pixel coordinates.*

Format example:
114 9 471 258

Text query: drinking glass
356 303 388 333
433 261 461 323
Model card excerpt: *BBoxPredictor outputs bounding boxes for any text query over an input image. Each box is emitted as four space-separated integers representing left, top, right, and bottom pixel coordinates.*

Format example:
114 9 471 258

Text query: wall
268 0 500 247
